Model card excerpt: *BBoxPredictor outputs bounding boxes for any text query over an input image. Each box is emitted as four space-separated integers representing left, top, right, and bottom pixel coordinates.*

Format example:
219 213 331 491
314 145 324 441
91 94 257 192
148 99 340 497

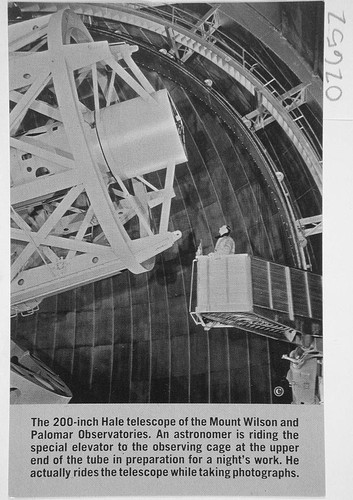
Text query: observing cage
8 3 323 406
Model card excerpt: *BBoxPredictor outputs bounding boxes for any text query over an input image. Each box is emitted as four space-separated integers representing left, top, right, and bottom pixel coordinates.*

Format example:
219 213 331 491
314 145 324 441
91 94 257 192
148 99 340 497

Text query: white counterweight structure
10 341 72 404
10 9 187 316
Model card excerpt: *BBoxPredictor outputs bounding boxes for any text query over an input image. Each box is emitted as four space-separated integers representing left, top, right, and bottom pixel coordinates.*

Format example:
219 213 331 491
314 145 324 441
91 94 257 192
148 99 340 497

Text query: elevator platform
190 254 322 345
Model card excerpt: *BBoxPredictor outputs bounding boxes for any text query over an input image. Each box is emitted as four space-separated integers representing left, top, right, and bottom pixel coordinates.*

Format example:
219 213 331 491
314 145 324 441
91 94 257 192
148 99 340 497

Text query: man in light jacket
214 225 235 255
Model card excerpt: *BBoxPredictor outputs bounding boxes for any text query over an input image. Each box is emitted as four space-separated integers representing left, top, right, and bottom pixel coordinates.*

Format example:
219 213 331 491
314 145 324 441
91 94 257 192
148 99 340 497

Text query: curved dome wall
11 6 322 405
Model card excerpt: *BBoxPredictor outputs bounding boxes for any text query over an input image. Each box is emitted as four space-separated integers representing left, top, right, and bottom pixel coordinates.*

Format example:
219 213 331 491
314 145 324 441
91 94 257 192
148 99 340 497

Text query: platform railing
87 22 313 271
134 3 322 160
18 2 323 179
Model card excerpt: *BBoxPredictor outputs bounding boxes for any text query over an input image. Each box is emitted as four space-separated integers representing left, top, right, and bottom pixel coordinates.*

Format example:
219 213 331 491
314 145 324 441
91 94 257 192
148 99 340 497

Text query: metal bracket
296 215 322 238
243 84 309 131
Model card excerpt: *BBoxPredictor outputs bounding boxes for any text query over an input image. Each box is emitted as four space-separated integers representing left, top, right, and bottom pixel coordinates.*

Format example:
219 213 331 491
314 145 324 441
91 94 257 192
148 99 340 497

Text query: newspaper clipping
6 0 352 497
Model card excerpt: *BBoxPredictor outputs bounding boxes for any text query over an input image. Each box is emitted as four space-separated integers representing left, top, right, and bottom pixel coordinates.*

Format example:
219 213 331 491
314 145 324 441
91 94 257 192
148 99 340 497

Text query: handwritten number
326 28 344 47
325 50 343 65
327 11 346 24
325 12 345 102
325 86 342 101
325 69 342 83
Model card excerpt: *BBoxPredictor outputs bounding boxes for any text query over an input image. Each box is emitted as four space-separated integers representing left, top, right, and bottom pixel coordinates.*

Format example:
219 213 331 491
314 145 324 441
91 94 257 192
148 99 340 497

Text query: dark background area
10 2 323 404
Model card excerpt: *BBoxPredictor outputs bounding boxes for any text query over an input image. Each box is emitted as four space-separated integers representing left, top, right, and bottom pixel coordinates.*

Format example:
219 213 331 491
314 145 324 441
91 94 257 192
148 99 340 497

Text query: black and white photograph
4 0 352 498
9 1 323 406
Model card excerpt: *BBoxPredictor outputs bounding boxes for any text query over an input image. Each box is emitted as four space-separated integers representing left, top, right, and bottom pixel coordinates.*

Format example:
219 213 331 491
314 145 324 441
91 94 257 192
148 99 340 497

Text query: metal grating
307 272 322 320
290 267 309 317
251 258 270 308
269 262 289 313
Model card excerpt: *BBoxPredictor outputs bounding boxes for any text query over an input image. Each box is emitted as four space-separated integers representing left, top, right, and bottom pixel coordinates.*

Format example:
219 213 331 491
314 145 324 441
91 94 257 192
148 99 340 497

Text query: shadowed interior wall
11 6 321 405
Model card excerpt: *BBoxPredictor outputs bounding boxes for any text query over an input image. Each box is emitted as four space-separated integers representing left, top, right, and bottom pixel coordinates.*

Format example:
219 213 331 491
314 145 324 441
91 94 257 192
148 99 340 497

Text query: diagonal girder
10 8 185 314
296 215 322 238
243 83 309 131
54 2 322 194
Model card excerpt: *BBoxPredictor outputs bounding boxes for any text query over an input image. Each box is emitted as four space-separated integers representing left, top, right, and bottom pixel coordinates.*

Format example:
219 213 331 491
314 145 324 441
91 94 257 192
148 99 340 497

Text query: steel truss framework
15 4 323 248
242 84 309 131
54 1 322 193
296 215 323 238
10 9 186 315
164 4 221 63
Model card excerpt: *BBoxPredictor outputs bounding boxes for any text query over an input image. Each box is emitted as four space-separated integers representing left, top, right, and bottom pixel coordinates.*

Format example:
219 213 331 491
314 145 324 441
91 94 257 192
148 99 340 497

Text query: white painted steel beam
11 252 125 307
165 27 181 60
11 185 84 280
180 4 221 63
123 54 155 94
10 137 75 170
58 2 322 193
243 84 308 131
11 227 115 257
10 70 51 134
296 215 323 237
159 164 175 232
11 169 80 206
9 52 51 91
9 8 186 314
9 14 51 51
66 206 95 259
10 90 62 121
